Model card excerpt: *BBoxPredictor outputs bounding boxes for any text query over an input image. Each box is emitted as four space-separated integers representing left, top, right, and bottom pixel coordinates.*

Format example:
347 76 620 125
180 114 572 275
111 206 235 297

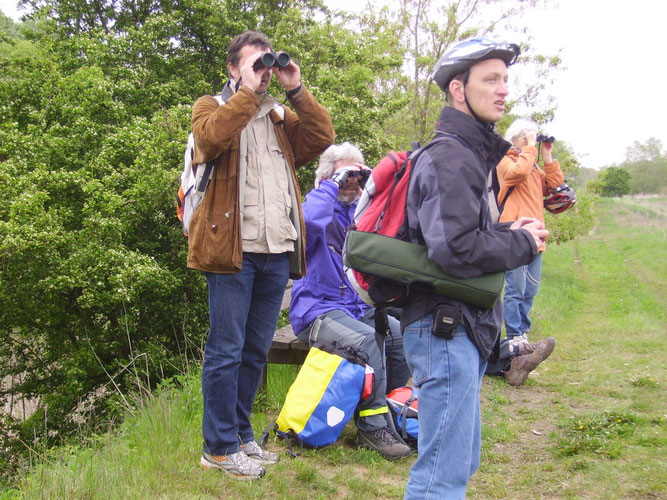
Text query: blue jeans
297 308 410 432
202 252 289 455
503 252 542 339
403 317 487 500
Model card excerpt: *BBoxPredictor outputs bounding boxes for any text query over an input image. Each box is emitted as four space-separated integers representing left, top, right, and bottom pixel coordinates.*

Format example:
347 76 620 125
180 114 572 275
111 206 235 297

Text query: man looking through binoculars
229 44 298 96
188 30 334 480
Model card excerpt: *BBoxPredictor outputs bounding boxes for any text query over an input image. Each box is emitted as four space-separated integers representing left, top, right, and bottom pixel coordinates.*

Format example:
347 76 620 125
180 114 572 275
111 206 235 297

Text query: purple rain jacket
289 180 369 335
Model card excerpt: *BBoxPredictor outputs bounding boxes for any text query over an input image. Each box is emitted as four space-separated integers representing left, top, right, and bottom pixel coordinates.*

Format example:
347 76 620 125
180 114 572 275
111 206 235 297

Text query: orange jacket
497 146 564 249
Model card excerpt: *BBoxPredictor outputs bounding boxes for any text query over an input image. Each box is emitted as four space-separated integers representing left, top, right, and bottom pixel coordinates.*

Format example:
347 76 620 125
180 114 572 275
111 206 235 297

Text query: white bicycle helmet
544 183 577 214
432 37 520 93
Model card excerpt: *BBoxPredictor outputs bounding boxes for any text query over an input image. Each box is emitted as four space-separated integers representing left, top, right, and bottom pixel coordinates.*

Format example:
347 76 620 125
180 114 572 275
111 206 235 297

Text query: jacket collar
435 106 511 171
223 80 278 119
221 80 234 101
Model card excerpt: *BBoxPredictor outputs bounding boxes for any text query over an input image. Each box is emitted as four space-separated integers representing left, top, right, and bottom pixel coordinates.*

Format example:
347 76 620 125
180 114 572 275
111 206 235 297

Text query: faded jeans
503 252 543 339
403 317 487 500
202 252 289 455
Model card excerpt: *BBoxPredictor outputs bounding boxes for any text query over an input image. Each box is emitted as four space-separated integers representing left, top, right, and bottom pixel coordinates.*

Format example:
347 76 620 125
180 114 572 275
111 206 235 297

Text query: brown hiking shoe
356 426 413 460
517 340 541 355
504 337 555 387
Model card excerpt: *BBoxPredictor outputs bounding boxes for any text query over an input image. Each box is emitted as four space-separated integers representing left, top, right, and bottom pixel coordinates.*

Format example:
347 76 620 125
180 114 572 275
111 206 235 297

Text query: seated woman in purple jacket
289 142 412 460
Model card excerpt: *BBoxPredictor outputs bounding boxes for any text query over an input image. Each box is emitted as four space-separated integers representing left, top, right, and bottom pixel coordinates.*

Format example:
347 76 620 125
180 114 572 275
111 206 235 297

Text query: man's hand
331 166 359 189
239 50 270 92
358 166 371 189
510 217 549 248
509 216 540 230
274 55 301 92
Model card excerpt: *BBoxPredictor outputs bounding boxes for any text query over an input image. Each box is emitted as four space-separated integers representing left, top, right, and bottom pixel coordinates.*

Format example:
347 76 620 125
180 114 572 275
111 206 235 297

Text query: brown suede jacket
187 83 335 277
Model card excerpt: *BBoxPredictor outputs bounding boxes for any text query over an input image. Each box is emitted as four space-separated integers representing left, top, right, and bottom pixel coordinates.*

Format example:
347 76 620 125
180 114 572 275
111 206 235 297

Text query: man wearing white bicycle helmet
401 38 550 499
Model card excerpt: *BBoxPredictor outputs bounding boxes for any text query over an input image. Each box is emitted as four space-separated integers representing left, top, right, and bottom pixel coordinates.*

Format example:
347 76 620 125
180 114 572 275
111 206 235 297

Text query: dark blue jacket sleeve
411 150 536 278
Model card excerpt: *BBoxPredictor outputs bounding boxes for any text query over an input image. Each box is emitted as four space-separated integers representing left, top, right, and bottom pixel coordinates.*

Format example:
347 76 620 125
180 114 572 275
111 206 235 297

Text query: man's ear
228 62 238 81
448 79 465 103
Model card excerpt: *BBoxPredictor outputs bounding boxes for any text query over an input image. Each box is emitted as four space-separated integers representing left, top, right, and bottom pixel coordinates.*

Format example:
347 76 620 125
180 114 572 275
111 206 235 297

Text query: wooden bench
262 282 309 385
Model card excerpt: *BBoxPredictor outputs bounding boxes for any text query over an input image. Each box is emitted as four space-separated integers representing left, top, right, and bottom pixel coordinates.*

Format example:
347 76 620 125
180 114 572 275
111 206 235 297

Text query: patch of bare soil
496 385 558 456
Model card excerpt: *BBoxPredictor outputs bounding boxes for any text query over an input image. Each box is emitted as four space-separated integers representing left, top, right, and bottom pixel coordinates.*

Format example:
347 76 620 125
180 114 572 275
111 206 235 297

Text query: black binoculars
537 134 555 143
253 52 291 71
348 169 370 180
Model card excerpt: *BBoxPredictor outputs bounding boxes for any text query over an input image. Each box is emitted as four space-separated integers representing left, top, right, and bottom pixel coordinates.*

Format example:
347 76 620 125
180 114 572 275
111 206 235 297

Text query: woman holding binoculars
495 119 565 349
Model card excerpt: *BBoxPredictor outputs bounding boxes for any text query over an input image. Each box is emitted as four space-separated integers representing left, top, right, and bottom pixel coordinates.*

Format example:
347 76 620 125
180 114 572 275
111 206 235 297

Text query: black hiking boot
356 426 413 460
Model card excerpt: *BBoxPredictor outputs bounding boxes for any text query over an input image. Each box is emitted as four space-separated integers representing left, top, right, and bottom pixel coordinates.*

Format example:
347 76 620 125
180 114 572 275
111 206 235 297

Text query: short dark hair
227 31 273 67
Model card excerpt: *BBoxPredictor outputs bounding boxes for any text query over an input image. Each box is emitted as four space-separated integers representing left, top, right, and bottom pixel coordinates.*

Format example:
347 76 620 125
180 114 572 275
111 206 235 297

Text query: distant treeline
578 138 667 197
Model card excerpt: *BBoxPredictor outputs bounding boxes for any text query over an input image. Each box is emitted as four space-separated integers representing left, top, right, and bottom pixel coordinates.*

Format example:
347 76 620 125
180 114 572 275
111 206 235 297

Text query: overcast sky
2 0 665 169
321 0 667 169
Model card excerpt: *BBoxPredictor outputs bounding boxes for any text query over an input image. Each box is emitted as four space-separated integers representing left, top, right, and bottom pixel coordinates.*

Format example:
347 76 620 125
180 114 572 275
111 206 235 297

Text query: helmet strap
463 85 496 132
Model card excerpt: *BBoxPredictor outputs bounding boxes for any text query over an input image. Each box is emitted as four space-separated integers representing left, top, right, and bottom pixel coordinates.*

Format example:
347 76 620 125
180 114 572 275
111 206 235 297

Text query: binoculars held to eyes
253 52 291 71
537 134 555 143
347 169 370 180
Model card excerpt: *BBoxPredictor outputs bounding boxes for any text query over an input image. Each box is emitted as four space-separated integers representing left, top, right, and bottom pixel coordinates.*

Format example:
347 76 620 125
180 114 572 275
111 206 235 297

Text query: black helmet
432 37 521 92
544 183 577 214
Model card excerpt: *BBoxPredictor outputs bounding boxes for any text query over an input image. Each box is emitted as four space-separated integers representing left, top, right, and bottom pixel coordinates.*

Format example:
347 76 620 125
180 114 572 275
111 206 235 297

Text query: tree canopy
599 166 631 197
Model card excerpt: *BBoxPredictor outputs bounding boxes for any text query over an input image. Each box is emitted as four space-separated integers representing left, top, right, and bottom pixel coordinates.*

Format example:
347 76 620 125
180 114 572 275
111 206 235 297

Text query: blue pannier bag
273 341 373 450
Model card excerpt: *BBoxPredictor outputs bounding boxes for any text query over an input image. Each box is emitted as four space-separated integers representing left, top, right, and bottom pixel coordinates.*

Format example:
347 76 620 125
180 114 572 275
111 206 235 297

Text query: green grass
3 196 666 499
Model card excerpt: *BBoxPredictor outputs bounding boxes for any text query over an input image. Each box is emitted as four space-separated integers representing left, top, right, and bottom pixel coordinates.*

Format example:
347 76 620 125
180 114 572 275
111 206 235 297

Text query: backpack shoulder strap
497 185 516 215
190 91 228 193
272 103 285 120
189 93 225 163
408 132 459 162
398 133 465 238
268 105 286 127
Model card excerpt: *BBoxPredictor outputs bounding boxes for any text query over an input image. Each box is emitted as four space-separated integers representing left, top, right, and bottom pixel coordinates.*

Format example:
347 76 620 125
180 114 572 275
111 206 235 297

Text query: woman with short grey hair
504 119 538 147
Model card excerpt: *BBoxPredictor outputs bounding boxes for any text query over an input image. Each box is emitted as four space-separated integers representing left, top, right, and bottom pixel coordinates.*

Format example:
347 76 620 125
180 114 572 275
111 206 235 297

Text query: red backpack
345 137 452 305
345 150 413 304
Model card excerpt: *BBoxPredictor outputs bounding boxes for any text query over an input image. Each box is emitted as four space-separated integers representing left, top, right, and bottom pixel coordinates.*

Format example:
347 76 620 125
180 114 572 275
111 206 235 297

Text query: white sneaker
241 440 280 465
200 450 265 480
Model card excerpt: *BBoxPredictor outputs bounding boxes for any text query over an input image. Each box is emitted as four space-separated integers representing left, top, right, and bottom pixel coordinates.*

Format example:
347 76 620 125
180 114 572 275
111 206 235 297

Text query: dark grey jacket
402 106 538 359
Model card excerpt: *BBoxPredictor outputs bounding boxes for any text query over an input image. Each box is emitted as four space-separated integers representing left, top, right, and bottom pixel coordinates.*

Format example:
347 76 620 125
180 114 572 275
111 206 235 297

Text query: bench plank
261 282 309 386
